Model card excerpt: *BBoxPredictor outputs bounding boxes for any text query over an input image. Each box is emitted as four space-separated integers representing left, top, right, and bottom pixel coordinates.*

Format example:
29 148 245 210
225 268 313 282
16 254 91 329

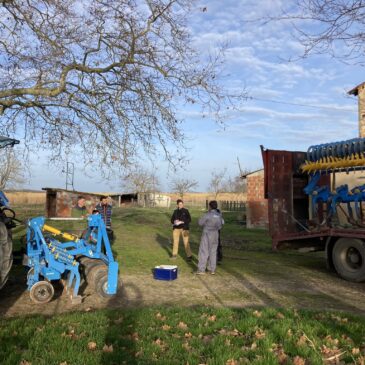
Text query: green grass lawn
3 206 365 364
1 306 364 365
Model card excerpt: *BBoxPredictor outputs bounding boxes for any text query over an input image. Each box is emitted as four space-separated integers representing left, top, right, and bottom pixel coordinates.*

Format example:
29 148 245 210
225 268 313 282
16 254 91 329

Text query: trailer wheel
94 270 114 298
332 238 365 282
29 281 54 304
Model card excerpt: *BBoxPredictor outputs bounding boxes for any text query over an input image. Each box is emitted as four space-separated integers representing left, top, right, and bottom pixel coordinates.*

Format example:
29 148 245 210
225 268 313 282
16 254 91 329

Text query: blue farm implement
25 214 119 304
301 138 365 226
261 137 365 282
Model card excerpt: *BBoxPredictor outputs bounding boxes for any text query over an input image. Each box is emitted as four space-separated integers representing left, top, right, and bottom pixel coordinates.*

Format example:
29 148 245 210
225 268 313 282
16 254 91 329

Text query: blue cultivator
25 214 119 304
302 137 365 226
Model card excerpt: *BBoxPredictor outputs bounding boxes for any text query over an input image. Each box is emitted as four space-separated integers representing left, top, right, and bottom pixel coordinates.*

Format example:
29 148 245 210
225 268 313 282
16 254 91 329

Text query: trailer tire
332 238 365 282
29 281 54 304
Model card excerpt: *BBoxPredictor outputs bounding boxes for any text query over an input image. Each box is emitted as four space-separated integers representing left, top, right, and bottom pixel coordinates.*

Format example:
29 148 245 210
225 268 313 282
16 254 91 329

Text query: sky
20 0 364 193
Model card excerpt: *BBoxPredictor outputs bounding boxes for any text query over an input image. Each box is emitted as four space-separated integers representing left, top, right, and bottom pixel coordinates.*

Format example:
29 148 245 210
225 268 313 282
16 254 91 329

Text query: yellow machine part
301 153 365 173
43 224 79 242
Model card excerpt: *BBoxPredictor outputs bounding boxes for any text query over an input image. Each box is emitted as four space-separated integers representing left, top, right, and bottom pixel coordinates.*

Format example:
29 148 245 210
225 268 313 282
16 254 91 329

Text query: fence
216 200 246 212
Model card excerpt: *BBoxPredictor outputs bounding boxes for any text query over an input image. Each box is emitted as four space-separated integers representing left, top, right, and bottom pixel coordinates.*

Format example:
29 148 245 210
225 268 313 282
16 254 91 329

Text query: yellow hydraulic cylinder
43 224 79 242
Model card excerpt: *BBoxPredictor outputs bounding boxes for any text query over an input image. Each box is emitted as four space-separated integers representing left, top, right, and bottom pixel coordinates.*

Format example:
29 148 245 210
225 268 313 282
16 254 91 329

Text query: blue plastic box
154 265 178 281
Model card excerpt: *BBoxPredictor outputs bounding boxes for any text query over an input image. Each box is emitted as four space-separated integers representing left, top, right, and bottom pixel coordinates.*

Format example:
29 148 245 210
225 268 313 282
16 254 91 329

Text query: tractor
0 136 20 290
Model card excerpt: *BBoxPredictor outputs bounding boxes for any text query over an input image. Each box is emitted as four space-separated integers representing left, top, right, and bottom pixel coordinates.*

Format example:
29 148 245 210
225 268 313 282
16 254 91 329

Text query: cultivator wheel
29 281 54 304
94 269 114 299
79 257 110 297
88 264 107 287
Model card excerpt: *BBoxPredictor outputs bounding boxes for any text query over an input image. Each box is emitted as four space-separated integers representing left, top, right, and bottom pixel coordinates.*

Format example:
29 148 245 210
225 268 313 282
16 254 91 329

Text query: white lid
155 265 178 269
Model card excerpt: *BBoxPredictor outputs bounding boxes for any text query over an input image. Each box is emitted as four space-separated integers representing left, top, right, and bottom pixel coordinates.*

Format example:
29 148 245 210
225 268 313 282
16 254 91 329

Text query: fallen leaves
208 314 217 322
297 335 308 347
271 343 287 365
162 324 171 331
155 312 167 321
331 315 348 324
253 310 262 318
293 356 306 365
19 361 31 365
102 344 114 353
153 338 167 351
321 345 346 364
218 328 243 337
254 328 266 339
182 342 191 352
87 341 97 351
61 328 85 340
178 321 188 330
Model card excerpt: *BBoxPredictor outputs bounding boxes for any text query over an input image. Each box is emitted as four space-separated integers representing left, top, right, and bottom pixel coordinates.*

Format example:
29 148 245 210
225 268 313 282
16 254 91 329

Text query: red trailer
261 146 365 282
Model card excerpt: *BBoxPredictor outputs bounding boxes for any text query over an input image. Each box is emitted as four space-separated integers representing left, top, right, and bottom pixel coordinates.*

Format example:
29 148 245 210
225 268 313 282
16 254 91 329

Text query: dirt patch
1 263 365 318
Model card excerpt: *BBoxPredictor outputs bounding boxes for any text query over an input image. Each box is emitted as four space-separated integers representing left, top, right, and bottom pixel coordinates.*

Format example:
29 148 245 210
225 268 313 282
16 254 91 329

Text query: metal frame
26 214 119 302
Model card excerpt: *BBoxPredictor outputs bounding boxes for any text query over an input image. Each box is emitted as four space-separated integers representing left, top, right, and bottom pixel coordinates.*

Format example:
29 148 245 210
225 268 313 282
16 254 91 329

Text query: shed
42 188 137 218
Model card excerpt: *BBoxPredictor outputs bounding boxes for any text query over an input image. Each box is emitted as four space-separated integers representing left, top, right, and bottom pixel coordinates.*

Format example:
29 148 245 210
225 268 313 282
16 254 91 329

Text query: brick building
243 169 268 229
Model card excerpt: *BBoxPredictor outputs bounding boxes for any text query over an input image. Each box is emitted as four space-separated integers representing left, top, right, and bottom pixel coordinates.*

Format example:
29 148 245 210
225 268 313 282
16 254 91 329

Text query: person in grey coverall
196 200 224 275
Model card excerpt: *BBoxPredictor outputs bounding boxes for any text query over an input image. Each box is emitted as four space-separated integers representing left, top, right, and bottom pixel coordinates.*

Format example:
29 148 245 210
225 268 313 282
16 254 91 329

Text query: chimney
348 82 365 138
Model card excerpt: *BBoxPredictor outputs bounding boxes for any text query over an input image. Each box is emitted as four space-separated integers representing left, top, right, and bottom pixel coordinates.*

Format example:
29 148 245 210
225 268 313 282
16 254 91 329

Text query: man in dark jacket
170 199 192 260
96 196 112 228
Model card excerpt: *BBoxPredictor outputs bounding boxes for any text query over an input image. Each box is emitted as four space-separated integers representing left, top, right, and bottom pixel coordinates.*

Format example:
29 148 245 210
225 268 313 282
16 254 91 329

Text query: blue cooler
154 265 178 281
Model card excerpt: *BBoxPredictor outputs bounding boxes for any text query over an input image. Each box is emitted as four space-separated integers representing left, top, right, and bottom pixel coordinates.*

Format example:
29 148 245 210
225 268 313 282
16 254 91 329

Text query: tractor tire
332 238 365 282
29 281 54 304
0 221 12 289
94 269 114 299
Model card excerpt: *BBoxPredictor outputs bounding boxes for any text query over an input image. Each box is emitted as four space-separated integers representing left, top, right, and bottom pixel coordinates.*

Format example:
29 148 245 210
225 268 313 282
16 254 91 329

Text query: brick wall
246 170 268 229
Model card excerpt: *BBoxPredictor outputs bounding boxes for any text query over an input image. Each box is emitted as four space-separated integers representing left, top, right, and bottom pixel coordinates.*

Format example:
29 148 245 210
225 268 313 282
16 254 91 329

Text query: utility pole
64 161 75 191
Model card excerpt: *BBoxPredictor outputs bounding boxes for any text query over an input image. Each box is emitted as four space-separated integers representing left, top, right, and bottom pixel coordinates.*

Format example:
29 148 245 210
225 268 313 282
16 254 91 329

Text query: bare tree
0 148 25 190
268 1 365 64
208 169 227 199
224 175 247 194
122 167 160 194
0 1 243 171
170 178 198 198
